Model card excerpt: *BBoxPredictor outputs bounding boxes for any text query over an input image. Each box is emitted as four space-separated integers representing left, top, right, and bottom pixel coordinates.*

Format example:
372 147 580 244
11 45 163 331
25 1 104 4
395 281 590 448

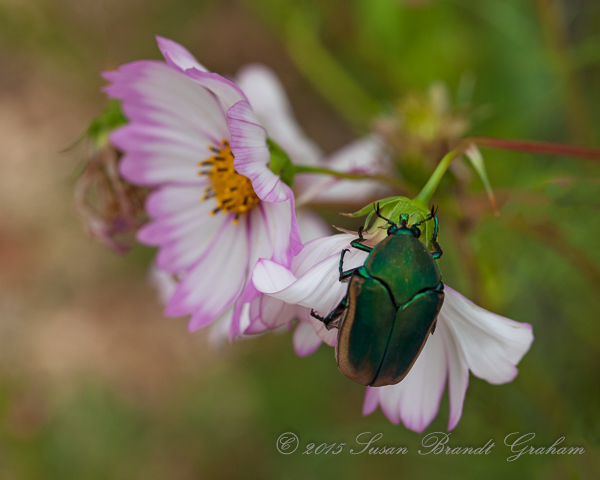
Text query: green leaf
464 143 499 215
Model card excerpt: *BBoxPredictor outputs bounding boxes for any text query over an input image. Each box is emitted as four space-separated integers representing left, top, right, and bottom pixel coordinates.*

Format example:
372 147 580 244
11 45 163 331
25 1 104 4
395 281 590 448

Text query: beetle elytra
311 205 444 387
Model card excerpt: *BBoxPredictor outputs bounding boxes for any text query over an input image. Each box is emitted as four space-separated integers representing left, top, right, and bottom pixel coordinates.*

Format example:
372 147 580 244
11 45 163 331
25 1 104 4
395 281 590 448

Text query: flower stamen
199 139 260 224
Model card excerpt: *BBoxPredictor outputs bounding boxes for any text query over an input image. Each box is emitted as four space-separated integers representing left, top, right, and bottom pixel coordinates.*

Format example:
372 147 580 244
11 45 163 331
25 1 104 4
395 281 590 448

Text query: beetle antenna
413 205 439 227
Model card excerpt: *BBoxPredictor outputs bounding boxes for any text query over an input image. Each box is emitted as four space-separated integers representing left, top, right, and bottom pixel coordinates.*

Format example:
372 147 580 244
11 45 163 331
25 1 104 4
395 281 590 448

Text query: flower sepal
343 196 437 249
267 138 296 188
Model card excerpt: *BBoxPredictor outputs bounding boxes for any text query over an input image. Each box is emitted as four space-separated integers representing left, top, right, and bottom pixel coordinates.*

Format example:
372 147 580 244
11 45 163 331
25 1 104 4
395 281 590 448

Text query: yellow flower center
199 139 260 224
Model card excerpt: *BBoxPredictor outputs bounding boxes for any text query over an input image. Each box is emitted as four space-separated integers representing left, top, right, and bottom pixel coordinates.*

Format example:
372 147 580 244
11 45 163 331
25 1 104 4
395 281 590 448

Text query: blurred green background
1 0 599 478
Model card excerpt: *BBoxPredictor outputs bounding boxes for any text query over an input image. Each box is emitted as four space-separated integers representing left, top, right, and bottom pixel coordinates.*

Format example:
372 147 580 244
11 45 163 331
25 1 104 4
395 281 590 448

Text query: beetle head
387 214 421 237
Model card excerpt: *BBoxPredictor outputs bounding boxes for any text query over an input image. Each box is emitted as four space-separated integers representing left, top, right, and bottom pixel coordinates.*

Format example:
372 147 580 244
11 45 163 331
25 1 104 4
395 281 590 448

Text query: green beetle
311 206 444 387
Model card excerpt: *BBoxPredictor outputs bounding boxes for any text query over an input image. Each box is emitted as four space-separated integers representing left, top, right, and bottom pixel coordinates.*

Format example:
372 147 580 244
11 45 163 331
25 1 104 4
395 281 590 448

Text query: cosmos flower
103 36 302 336
252 232 534 431
119 38 389 344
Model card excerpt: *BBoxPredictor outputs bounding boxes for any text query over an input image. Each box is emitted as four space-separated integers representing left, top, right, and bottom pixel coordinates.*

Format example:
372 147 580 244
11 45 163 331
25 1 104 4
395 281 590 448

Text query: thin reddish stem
468 137 600 161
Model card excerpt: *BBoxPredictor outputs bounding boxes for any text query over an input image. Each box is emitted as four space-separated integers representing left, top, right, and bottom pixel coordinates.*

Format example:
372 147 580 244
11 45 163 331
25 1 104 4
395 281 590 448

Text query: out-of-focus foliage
0 0 599 478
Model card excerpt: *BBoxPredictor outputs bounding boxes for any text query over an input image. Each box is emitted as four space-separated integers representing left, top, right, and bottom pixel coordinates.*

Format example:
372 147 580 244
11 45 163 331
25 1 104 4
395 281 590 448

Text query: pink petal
156 35 207 72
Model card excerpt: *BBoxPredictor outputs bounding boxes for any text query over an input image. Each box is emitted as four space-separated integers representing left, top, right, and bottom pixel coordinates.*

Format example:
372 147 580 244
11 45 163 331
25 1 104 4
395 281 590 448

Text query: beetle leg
310 296 347 330
338 249 357 282
357 225 365 240
350 239 373 253
431 238 443 259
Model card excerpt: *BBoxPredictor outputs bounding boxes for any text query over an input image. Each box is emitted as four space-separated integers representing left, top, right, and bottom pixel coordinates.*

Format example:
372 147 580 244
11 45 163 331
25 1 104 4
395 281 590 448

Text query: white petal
236 64 322 166
296 209 332 243
362 326 446 432
396 326 447 432
440 318 469 431
252 260 297 295
440 286 534 384
295 136 391 205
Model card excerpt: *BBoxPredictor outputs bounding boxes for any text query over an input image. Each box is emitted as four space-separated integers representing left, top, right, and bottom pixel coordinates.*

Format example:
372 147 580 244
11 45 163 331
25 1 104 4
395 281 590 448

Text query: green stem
415 136 600 206
293 165 406 190
414 147 465 206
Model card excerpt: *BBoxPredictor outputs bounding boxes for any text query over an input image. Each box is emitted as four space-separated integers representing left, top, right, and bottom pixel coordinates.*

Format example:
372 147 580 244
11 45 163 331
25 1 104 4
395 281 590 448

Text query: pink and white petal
183 68 247 112
293 320 324 357
296 209 332 243
207 307 234 348
235 64 322 166
104 61 229 185
368 385 402 425
104 62 228 142
253 255 346 316
440 286 534 385
440 319 470 431
138 198 225 273
307 313 337 347
164 216 249 331
257 295 294 329
363 328 447 431
149 264 178 306
156 35 207 72
396 325 447 432
227 101 289 203
259 190 302 265
252 259 296 292
362 386 381 417
144 183 208 219
291 234 357 277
